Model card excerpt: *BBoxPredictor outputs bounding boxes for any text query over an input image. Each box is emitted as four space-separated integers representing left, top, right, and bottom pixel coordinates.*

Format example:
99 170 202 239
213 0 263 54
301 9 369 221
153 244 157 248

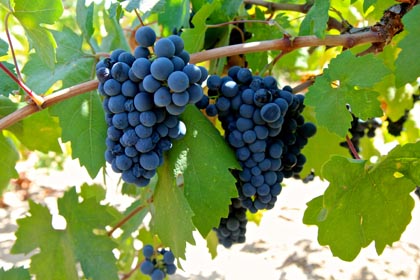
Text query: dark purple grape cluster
96 26 207 187
199 66 316 213
214 197 248 248
140 244 176 280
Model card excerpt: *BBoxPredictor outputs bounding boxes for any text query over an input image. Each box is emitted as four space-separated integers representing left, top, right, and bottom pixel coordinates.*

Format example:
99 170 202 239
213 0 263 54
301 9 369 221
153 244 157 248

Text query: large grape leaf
0 267 30 280
11 187 119 279
12 0 63 68
0 133 19 193
76 0 94 41
305 51 390 136
299 0 330 38
395 5 420 87
171 106 240 237
152 156 196 260
303 142 420 261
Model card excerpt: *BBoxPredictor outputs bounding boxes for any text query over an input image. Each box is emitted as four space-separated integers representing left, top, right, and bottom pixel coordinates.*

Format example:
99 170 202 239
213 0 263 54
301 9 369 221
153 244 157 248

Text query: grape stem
107 198 152 237
0 62 45 107
346 134 361 160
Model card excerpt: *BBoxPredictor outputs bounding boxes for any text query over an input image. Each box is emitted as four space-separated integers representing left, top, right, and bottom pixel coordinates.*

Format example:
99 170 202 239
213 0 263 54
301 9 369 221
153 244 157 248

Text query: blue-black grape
204 67 316 214
96 26 205 188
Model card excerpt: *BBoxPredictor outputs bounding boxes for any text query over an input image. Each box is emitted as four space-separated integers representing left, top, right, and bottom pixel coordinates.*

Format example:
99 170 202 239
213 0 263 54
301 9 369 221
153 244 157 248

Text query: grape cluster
140 244 176 280
214 197 248 248
199 66 316 213
96 26 207 187
340 114 381 157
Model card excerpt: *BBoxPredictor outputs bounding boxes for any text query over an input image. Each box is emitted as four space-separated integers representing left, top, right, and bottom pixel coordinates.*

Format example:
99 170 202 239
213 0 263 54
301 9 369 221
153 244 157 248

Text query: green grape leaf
0 133 19 193
0 95 18 118
12 110 62 153
22 28 107 178
303 142 420 261
395 5 420 87
152 156 196 260
100 7 130 52
76 0 95 41
171 106 239 237
12 0 63 68
0 38 8 56
22 27 93 93
158 0 190 36
206 231 219 259
12 188 119 279
181 1 219 53
80 183 106 202
0 61 19 96
300 125 348 179
305 51 390 136
50 92 107 179
299 0 330 38
0 267 30 280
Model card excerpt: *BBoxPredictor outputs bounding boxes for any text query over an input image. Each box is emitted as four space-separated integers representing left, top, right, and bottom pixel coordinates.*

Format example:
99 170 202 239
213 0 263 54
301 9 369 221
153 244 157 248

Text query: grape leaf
12 187 119 279
12 110 62 153
363 0 377 12
50 93 107 179
305 51 390 136
22 28 107 178
206 231 218 259
0 133 19 193
181 1 219 53
299 0 330 38
395 5 420 87
76 0 95 41
300 125 348 179
152 156 196 260
0 267 30 280
12 0 63 68
171 106 239 237
0 61 19 96
100 6 130 52
0 38 8 56
303 142 420 261
158 0 190 36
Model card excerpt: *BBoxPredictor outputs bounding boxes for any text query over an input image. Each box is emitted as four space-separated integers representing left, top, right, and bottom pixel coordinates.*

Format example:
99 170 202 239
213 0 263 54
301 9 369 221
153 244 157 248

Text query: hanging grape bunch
96 26 207 187
140 244 177 280
199 66 316 214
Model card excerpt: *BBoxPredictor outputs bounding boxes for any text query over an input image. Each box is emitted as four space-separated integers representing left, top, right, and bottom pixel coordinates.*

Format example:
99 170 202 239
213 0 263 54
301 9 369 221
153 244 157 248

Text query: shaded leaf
299 0 330 38
0 133 19 193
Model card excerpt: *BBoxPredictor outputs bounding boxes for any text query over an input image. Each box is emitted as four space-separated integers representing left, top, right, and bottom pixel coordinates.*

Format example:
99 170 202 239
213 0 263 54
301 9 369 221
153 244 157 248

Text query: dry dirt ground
1 155 419 280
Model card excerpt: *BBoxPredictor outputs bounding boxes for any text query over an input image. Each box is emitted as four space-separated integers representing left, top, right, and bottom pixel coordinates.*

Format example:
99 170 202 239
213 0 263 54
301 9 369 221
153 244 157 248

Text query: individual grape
167 34 184 55
163 251 175 264
134 46 150 58
151 269 165 280
168 71 189 92
178 50 190 64
143 75 161 93
140 260 154 275
221 80 239 97
118 52 136 66
237 68 252 84
166 103 186 115
111 62 130 82
96 67 110 83
140 111 157 127
131 58 151 79
154 87 172 107
134 92 154 112
150 57 174 81
108 95 126 113
121 80 138 97
207 75 222 90
112 112 129 129
183 64 202 84
110 49 125 63
171 56 185 71
135 26 156 47
140 151 160 170
154 38 176 58
187 83 204 104
172 91 190 107
103 79 121 96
